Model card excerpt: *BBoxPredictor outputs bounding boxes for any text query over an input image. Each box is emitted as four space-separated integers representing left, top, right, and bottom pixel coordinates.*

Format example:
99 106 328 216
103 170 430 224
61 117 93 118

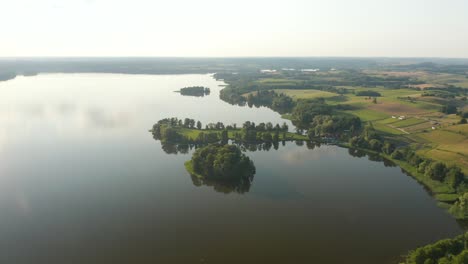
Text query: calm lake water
0 74 462 264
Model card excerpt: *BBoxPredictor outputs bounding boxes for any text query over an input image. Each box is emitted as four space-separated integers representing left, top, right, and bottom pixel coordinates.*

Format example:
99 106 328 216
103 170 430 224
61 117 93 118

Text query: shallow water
0 74 461 264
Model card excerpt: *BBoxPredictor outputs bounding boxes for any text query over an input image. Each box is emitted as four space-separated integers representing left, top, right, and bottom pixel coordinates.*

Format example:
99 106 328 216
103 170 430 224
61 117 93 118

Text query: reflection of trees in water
348 148 396 167
157 140 400 193
160 142 193 154
189 173 253 194
158 140 396 168
157 140 322 155
186 144 256 194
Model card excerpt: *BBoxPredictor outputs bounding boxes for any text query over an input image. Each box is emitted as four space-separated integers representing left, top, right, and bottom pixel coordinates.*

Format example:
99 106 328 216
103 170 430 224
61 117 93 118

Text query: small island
185 144 255 194
151 117 307 145
176 86 211 97
0 72 17 82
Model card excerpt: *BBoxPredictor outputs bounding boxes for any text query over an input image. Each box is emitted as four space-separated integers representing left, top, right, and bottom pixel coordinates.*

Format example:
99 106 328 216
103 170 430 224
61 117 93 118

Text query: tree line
152 117 291 146
405 232 468 264
178 86 210 97
246 90 295 114
349 123 468 219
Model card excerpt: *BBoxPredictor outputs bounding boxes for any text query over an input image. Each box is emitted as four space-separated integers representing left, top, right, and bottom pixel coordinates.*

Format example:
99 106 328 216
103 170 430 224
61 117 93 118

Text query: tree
418 160 430 173
273 129 280 143
189 119 196 128
184 118 191 128
196 121 202 130
162 127 180 142
281 122 289 131
453 250 468 264
382 141 395 154
441 104 457 114
391 149 404 160
369 139 382 151
215 122 225 130
221 130 229 144
363 123 379 141
445 166 464 188
450 193 468 219
189 144 255 182
425 162 447 182
257 123 266 131
262 132 273 142
266 122 273 131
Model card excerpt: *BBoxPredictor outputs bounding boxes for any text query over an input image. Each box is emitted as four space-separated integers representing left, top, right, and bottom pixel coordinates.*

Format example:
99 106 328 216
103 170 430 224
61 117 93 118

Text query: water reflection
22 104 45 118
56 103 76 116
86 108 132 129
0 74 463 264
155 140 325 155
348 148 396 167
189 173 253 194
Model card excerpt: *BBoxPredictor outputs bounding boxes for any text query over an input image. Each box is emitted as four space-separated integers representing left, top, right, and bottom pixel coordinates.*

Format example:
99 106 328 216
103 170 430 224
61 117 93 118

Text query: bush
382 141 395 154
445 166 464 188
450 193 468 219
405 233 467 264
391 149 404 160
441 104 457 114
369 139 382 151
425 162 447 181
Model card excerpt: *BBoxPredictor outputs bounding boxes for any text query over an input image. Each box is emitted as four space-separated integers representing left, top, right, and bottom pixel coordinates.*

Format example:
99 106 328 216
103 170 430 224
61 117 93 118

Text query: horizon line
0 55 468 60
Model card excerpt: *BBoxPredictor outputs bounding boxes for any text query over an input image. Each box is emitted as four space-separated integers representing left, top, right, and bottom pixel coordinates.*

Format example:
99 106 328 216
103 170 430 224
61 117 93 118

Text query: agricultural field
275 89 338 100
391 118 427 128
364 70 468 89
272 82 465 135
372 122 406 135
344 109 389 122
409 125 468 174
418 72 468 89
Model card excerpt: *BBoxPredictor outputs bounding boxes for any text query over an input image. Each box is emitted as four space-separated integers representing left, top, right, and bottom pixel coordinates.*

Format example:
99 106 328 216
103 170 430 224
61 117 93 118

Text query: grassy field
273 85 459 133
281 87 443 120
403 122 435 133
174 127 309 141
275 89 337 100
391 118 427 128
365 70 468 89
271 86 467 173
419 72 468 89
373 122 406 135
410 125 468 174
344 109 389 121
444 124 468 135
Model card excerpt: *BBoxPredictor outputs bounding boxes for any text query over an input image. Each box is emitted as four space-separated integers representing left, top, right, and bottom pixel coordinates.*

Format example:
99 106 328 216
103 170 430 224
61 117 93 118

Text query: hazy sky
1 0 467 57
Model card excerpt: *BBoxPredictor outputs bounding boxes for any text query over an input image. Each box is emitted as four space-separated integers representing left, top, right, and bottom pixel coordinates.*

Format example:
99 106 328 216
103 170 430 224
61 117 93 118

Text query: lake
0 73 462 264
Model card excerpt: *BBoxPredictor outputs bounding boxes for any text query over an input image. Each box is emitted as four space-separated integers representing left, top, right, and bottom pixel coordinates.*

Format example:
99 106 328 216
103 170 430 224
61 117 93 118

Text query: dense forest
185 144 255 194
405 233 468 264
177 86 210 97
245 90 295 113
